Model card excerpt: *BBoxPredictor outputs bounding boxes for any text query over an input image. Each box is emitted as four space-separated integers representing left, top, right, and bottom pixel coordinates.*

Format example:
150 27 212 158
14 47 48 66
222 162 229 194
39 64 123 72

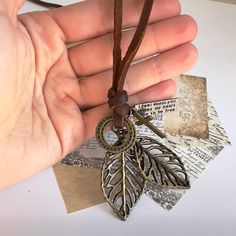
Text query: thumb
0 0 25 19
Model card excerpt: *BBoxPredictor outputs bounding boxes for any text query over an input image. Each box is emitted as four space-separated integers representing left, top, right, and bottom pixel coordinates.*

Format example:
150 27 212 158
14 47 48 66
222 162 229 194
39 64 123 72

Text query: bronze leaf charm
102 151 146 221
134 137 190 189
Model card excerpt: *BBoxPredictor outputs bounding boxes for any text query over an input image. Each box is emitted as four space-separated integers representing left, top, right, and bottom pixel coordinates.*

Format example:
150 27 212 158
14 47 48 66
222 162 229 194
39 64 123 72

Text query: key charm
131 107 166 138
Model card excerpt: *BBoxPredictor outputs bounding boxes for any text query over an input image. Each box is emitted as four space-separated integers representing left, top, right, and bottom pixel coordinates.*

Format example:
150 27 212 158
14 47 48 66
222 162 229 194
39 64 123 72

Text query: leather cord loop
109 0 154 129
108 90 128 108
108 89 129 128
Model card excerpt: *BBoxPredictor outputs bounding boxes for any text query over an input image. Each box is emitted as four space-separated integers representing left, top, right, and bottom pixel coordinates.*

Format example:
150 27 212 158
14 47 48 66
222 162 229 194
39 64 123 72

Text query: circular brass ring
96 116 136 153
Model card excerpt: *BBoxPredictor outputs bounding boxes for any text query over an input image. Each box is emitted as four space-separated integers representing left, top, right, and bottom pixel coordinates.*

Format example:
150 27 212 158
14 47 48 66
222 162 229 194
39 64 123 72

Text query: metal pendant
102 150 146 221
96 115 136 153
131 107 166 138
134 136 190 189
96 115 144 220
96 113 190 220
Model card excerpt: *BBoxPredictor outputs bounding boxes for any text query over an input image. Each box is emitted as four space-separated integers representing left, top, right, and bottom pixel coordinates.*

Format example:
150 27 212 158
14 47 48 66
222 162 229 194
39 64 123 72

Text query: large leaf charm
134 136 190 189
102 151 146 220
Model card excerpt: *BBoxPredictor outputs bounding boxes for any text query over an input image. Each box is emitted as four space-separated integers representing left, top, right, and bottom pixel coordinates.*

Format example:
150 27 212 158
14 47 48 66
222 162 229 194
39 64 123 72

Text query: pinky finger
82 79 176 142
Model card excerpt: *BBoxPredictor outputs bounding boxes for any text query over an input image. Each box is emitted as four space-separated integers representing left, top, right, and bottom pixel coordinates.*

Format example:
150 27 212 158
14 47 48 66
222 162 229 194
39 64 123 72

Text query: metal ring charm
96 116 136 153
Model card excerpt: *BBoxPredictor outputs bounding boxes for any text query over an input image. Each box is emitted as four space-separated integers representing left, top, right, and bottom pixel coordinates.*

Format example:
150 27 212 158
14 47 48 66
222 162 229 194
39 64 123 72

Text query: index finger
49 0 181 43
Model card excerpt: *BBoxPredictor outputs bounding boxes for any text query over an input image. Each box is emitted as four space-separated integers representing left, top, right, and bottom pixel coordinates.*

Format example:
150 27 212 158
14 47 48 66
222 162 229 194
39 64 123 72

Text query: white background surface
0 0 236 235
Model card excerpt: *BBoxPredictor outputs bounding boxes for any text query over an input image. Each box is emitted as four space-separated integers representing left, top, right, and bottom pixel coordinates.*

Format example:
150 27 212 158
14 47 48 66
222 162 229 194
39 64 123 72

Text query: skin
0 0 198 189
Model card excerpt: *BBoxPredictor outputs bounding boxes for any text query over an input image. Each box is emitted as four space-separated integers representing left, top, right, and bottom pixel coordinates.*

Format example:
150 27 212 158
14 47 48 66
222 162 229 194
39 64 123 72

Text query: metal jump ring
96 116 136 153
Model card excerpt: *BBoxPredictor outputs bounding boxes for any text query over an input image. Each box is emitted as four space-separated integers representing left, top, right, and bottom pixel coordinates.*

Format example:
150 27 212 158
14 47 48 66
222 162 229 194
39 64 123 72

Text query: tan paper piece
53 165 105 213
165 75 208 138
136 75 208 139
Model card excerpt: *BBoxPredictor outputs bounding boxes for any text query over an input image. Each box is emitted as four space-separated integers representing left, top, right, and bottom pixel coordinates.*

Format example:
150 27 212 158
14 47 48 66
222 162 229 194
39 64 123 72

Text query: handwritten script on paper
54 75 230 213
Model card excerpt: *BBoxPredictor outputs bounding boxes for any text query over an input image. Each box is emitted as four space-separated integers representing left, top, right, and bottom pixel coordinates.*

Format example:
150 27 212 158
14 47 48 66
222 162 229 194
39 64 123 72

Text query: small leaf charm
134 136 190 189
102 151 146 220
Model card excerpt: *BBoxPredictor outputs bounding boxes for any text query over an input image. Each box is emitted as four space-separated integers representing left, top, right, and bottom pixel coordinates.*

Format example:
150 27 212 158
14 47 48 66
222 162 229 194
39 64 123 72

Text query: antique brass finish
96 116 136 153
134 137 190 189
131 107 166 138
102 150 146 220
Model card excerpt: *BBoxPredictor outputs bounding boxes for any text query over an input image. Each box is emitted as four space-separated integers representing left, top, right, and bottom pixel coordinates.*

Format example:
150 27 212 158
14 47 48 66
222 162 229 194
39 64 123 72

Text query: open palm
0 0 197 188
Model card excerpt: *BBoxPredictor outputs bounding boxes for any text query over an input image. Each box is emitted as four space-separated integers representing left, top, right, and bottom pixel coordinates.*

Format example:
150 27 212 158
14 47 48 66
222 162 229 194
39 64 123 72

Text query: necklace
95 0 190 221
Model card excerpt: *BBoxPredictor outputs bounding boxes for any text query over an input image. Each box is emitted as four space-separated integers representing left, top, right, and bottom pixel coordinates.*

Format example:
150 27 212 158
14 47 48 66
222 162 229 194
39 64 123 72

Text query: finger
0 0 25 19
69 14 197 76
49 0 181 43
71 43 197 108
82 79 176 142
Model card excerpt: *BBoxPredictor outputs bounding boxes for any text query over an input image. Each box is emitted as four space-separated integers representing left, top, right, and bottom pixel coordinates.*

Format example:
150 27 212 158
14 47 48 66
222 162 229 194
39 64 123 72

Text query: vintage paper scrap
165 75 208 139
53 165 105 213
54 75 230 213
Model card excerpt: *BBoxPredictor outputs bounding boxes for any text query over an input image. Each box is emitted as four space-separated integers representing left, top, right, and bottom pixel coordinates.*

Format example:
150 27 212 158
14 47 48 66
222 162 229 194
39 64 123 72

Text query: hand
0 0 198 188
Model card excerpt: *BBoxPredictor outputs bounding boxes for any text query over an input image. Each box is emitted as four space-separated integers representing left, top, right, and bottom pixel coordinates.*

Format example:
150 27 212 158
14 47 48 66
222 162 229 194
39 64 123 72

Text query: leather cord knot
108 88 130 128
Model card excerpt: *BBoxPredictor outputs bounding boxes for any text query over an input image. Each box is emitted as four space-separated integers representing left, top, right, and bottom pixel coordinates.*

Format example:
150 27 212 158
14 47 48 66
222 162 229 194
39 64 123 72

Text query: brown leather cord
112 0 123 89
108 0 154 129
